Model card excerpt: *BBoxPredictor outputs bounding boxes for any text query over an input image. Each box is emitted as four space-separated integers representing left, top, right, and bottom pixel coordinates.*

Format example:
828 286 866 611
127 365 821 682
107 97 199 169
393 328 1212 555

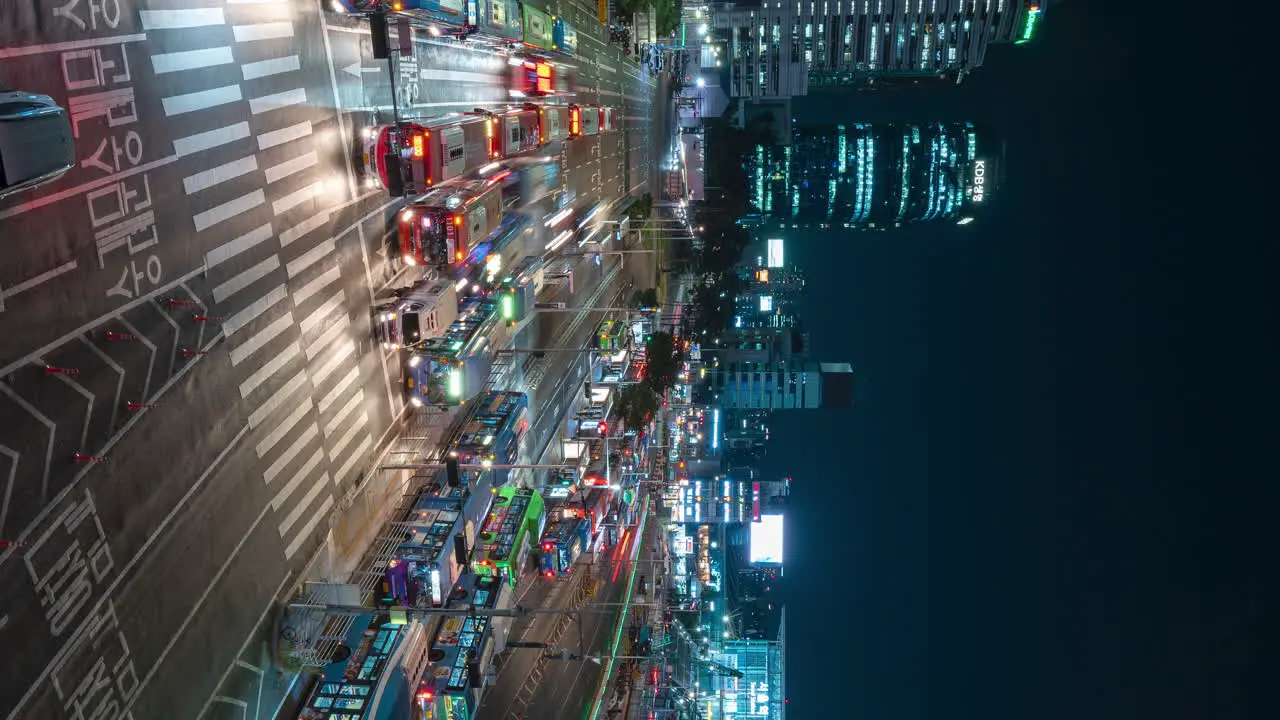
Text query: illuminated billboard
972 159 987 202
749 514 784 565
759 295 774 312
766 238 784 268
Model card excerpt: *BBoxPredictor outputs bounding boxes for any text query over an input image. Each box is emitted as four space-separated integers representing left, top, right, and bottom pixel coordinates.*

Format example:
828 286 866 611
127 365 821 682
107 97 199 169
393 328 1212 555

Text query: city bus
474 487 546 587
477 106 541 159
539 515 589 577
296 612 432 720
362 114 490 195
535 105 570 144
398 175 505 268
510 60 555 97
450 391 530 486
383 495 466 607
414 572 510 720
596 320 625 350
552 16 578 56
405 293 508 406
568 104 603 137
519 3 553 52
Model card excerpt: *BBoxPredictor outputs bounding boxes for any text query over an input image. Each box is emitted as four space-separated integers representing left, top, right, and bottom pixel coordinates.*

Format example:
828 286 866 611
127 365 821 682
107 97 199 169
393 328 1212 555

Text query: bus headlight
408 355 422 368
410 396 424 408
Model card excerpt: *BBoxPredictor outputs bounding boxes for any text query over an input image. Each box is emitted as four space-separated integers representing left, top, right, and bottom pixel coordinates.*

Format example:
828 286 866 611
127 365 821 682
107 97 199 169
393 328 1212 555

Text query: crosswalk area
141 1 373 562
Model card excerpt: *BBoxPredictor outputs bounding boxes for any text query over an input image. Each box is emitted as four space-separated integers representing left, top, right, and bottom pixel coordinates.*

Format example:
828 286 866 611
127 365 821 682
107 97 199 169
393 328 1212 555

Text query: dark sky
766 4 1271 719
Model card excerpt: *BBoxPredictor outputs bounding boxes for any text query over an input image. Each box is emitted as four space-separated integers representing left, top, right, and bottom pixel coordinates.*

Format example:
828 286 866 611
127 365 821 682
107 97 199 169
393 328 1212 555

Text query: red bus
481 106 541 159
511 60 555 97
535 105 570 144
361 114 490 194
398 175 507 267
569 104 602 138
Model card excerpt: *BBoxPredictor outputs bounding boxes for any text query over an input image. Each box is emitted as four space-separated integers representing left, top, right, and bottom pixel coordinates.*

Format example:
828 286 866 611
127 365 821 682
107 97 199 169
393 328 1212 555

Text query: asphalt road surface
0 1 657 719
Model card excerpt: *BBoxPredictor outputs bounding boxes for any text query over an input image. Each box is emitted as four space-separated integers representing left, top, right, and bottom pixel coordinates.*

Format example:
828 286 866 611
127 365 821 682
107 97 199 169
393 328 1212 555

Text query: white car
0 90 74 200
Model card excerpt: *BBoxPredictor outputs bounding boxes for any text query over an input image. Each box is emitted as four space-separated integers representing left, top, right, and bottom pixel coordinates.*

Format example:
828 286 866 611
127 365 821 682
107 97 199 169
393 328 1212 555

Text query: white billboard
766 238 784 268
759 295 774 312
749 514 784 565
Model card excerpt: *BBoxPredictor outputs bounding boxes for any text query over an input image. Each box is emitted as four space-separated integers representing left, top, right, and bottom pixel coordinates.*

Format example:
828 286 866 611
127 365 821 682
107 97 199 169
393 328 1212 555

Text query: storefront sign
972 159 987 202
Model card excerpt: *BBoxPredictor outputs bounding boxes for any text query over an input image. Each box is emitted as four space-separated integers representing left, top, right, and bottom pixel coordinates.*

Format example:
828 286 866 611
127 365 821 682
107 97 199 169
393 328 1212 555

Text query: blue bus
296 612 432 720
552 15 578 56
383 495 465 607
450 391 530 484
415 573 508 720
406 294 509 406
538 515 589 578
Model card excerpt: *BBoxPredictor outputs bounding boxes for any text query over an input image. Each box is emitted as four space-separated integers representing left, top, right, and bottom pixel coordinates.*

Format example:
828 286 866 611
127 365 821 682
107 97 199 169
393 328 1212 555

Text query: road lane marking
271 446 323 518
229 311 292 366
232 22 294 42
286 240 337 279
223 284 288 337
0 155 177 221
241 54 301 80
248 370 309 429
193 189 265 232
140 8 226 29
0 260 78 312
40 355 95 450
293 266 341 307
298 289 345 336
318 365 359 415
272 181 324 216
311 339 354 385
328 414 369 469
151 46 234 74
238 341 300 398
284 495 333 559
0 386 54 503
162 84 243 116
265 150 318 184
304 313 348 362
279 211 331 247
417 69 502 84
0 34 146 59
205 224 273 269
175 122 251 157
249 87 307 115
263 423 319 485
332 435 371 486
277 465 328 535
183 155 259 195
257 121 312 150
322 390 363 440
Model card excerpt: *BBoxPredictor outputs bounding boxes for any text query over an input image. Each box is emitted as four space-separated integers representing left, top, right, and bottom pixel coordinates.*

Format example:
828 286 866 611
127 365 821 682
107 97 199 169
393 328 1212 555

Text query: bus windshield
400 207 448 266
425 358 461 405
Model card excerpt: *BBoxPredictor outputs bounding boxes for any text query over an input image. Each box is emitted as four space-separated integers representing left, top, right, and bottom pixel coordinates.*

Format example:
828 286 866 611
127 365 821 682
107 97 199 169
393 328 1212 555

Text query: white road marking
174 122 251 157
140 8 225 29
271 452 324 521
277 466 328 535
42 357 95 450
417 69 502 84
232 22 294 42
327 413 368 470
162 84 243 116
0 260 77 312
265 150 318 185
311 339 354 385
241 54 301 80
223 284 287 336
183 155 259 196
279 211 331 247
151 46 234 74
0 386 53 502
271 181 324 215
0 155 176 221
286 239 337 279
193 189 265 232
238 342 300 398
205 224 274 270
255 398 314 459
1 446 20 537
284 495 333 559
332 435 372 485
249 87 307 116
257 121 312 150
298 289 345 336
304 313 348 361
262 423 318 485
248 370 309 429
0 34 145 60
228 311 292 365
318 365 360 415
292 266 341 307
323 392 362 438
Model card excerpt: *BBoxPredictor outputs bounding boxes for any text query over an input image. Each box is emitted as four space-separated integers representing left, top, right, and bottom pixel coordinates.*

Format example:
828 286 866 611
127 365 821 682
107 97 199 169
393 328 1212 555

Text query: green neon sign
1017 7 1041 44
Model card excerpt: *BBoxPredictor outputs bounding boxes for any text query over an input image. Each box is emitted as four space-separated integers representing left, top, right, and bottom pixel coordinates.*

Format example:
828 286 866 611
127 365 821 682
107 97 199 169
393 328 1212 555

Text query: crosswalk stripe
239 342 300 398
311 339 354 385
257 120 312 150
162 84 243 117
183 155 259 196
151 46 235 74
224 284 287 336
174 122 251 157
250 87 307 116
230 311 292 366
318 366 360 415
277 464 329 536
193 189 264 232
241 54 301 80
205 223 272 270
298 289 345 336
255 398 314 458
332 435 372 486
324 392 363 438
233 22 294 42
328 412 369 463
265 150 318 185
284 495 333 560
263 423 319 486
286 239 336 279
293 265 341 307
248 369 310 429
214 255 280 304
305 313 349 361
271 451 324 514
279 211 331 248
140 8 225 29
271 180 324 215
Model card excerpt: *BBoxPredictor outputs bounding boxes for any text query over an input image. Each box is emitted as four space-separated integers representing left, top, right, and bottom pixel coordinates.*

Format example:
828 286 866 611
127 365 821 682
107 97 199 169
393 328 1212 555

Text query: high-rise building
700 360 855 409
702 625 788 720
712 1 1046 98
745 122 999 228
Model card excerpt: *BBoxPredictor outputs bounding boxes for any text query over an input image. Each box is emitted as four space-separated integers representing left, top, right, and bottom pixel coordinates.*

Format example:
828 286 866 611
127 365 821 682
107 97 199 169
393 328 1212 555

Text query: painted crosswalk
141 2 373 563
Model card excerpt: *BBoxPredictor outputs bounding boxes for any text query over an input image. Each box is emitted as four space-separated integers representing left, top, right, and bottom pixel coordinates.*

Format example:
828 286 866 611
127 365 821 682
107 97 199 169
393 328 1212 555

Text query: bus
399 175 505 268
296 612 432 720
465 0 523 45
383 495 466 607
479 106 541 159
450 391 530 486
539 515 589 577
415 572 509 720
533 105 569 144
474 487 546 587
362 114 490 194
596 320 626 350
372 278 459 350
511 59 555 97
405 294 506 407
552 16 578 56
520 3 553 52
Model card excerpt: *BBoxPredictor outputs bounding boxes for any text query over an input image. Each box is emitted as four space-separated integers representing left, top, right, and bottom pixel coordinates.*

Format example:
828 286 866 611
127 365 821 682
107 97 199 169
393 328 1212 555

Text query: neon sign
972 159 987 202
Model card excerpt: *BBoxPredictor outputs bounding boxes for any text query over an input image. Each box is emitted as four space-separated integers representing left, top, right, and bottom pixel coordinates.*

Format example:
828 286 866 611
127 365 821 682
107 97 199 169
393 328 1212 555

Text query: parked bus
474 487 546 587
539 515 589 578
519 3 553 52
399 175 505 268
405 293 511 406
450 391 529 485
362 114 490 195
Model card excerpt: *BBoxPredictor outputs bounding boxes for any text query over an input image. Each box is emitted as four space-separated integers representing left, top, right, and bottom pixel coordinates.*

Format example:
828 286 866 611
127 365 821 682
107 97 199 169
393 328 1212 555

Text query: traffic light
446 457 461 487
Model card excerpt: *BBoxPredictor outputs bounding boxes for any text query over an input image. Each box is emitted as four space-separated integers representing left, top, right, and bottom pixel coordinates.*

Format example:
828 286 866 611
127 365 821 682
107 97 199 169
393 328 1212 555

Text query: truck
372 278 460 350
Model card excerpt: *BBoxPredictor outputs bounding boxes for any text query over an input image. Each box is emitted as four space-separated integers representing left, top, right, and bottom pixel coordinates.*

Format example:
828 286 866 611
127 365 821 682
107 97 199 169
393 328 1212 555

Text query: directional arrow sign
343 62 383 78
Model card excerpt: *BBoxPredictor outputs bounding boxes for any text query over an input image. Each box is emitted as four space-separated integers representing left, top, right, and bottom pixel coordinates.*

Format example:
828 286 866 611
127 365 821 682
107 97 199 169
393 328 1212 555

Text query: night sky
767 4 1270 719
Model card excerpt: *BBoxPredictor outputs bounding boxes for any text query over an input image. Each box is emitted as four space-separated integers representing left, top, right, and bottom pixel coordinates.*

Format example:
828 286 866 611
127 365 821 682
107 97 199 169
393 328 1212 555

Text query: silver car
0 90 75 200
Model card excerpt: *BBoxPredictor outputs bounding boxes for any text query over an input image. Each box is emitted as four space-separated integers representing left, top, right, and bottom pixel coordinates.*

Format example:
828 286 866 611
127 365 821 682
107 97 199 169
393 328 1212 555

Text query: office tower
712 0 1047 97
744 122 999 228
700 360 855 409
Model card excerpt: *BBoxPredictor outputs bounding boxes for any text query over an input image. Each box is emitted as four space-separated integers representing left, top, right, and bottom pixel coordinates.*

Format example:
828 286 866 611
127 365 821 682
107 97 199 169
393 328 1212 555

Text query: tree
630 287 659 310
627 192 653 221
644 331 681 394
615 383 661 430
